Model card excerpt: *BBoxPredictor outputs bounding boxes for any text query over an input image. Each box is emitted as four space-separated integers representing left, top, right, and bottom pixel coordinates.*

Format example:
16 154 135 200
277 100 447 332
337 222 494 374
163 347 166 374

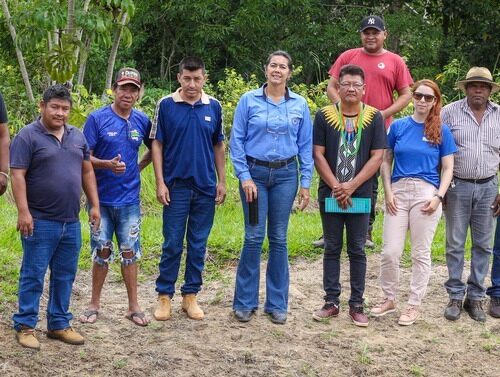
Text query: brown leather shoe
16 327 40 350
489 297 500 318
349 305 369 327
182 294 204 320
154 295 172 321
46 327 84 345
444 299 462 321
463 298 486 322
312 302 339 321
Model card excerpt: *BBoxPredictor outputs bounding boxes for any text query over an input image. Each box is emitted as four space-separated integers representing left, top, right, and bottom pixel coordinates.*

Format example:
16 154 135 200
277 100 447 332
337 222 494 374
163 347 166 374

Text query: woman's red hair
412 79 442 144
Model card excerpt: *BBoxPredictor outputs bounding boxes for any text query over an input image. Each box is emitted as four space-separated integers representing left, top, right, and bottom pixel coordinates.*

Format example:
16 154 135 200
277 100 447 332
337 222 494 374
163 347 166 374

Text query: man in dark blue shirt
151 57 226 321
10 84 100 350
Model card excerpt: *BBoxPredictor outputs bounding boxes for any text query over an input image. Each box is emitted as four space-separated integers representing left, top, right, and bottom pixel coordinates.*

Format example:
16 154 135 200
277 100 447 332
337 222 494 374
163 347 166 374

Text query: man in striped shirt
441 67 500 322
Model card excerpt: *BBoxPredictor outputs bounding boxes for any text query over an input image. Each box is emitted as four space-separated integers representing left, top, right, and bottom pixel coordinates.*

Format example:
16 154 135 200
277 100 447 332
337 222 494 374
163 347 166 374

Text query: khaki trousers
380 178 442 306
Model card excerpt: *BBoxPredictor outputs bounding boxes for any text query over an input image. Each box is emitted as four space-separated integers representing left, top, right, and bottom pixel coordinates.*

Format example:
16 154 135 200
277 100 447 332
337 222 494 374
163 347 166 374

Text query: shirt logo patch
291 117 301 126
129 129 140 141
107 131 118 137
205 116 211 122
378 62 385 69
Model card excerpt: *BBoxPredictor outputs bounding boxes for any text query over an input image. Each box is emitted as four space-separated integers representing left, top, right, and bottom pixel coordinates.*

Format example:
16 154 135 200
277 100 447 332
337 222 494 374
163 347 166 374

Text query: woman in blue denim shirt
230 51 313 324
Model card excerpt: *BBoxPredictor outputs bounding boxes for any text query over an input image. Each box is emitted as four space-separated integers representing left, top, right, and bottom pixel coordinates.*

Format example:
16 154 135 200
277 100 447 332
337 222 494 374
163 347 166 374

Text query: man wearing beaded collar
313 15 413 250
312 64 386 327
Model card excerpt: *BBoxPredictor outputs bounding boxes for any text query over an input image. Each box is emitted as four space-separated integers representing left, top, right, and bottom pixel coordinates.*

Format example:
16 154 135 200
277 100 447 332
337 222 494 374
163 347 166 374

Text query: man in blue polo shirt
151 56 226 321
80 68 152 326
10 84 100 350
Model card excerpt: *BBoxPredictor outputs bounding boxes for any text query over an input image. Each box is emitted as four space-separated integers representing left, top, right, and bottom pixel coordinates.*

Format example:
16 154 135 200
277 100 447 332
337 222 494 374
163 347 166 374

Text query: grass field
0 160 467 312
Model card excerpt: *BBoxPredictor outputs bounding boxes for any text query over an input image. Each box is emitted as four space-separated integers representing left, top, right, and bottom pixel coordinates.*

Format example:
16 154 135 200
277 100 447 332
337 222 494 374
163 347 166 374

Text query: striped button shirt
441 98 500 179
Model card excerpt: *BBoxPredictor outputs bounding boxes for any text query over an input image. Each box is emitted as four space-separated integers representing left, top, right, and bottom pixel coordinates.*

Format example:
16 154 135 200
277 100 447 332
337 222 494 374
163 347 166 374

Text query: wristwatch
434 194 443 202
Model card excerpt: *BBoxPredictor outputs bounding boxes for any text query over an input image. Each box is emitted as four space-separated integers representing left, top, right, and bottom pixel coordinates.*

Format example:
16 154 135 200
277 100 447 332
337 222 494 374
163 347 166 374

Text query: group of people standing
1 15 499 351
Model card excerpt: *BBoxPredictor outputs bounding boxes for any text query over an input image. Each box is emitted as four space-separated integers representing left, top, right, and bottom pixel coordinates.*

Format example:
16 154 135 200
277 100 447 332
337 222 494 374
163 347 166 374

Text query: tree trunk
67 0 75 33
76 34 93 86
160 29 166 78
164 35 178 81
102 11 128 100
72 0 91 84
0 0 35 103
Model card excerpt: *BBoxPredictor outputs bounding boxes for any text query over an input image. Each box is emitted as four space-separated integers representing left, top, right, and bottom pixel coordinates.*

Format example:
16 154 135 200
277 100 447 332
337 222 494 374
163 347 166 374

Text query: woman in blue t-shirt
370 79 457 325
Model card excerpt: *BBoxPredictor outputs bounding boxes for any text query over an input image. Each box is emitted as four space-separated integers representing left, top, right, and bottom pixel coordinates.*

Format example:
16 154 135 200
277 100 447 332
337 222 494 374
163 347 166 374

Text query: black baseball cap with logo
359 15 386 32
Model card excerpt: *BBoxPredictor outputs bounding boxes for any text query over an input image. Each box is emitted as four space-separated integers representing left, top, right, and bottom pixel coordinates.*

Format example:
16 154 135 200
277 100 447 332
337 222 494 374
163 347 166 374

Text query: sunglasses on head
413 92 435 103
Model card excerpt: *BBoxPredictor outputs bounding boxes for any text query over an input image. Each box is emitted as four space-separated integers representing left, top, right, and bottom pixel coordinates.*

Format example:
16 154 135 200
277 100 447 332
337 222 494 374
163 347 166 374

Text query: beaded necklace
335 103 365 157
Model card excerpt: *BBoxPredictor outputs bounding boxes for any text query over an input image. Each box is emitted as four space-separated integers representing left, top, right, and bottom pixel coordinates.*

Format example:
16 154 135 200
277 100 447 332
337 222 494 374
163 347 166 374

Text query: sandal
79 309 99 324
125 311 149 327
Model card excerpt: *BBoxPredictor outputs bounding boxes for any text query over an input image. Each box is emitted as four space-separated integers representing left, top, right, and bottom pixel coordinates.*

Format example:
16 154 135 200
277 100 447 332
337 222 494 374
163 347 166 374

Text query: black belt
247 156 296 169
454 176 495 184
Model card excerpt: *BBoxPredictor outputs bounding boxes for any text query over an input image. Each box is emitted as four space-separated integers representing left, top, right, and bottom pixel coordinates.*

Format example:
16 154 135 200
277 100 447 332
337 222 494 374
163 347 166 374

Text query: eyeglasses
339 82 364 90
413 92 435 103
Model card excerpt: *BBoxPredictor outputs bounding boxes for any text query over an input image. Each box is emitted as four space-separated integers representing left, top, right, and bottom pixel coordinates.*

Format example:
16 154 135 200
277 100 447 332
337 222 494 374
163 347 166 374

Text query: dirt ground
1 252 499 377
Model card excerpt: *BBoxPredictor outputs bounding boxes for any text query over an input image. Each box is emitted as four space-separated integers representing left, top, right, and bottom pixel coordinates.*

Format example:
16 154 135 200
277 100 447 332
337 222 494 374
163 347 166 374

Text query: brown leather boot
46 327 84 345
16 327 40 350
153 295 172 321
181 294 204 320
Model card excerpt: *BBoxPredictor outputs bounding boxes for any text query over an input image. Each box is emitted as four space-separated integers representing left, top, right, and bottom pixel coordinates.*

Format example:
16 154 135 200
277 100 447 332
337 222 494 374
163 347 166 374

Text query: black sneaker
234 310 254 323
463 298 486 322
267 311 287 325
444 299 462 321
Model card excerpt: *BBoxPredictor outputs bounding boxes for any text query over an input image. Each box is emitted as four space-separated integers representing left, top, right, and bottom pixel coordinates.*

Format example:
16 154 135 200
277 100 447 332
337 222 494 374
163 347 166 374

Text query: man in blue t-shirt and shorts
151 57 226 321
80 68 152 326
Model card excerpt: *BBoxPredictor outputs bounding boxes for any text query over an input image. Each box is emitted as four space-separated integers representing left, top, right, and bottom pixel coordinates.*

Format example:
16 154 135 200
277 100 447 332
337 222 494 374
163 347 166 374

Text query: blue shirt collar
256 83 296 101
35 117 71 134
172 88 210 104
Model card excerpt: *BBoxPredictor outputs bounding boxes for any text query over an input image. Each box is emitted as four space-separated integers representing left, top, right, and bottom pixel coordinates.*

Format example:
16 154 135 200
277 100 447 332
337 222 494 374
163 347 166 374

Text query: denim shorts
90 204 141 265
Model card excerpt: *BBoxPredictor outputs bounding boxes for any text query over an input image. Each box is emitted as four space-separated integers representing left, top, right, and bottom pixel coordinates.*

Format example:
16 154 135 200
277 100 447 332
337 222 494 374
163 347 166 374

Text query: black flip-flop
79 309 99 324
125 312 149 327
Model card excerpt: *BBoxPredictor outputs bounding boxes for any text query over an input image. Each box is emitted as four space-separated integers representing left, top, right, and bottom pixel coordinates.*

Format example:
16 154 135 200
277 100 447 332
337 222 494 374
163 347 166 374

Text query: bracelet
434 194 443 202
0 171 8 180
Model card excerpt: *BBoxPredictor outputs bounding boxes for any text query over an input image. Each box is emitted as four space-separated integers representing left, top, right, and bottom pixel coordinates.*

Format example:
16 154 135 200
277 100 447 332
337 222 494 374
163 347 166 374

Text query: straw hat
457 67 499 93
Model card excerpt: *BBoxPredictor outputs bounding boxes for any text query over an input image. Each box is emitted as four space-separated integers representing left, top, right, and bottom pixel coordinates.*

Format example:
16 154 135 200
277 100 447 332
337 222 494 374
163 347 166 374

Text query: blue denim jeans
487 219 500 298
233 160 298 314
90 204 141 265
155 180 215 297
12 219 81 331
444 177 497 300
320 209 369 306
